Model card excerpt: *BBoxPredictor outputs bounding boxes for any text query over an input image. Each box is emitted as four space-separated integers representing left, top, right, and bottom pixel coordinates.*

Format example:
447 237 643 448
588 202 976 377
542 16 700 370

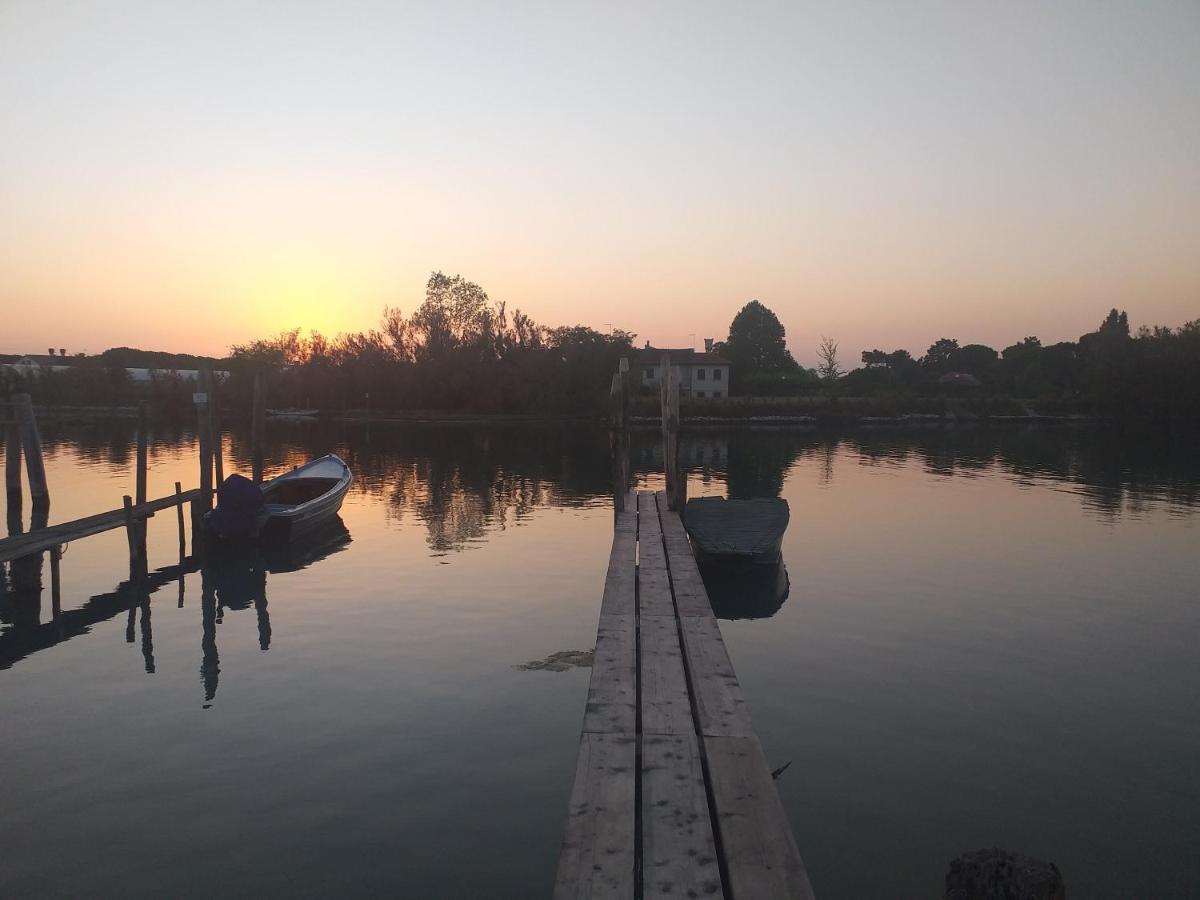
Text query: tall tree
723 300 796 372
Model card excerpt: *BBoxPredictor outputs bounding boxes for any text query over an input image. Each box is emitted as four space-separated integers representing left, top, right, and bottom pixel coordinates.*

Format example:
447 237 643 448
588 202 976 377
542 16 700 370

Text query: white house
639 340 732 399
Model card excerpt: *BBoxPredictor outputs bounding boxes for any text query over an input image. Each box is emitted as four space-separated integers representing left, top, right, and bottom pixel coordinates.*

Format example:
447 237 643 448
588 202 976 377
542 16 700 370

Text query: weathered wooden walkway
555 490 814 899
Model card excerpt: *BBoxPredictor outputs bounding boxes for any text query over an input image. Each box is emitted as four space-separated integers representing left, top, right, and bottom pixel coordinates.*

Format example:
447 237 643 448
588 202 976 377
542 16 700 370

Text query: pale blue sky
1 1 1197 362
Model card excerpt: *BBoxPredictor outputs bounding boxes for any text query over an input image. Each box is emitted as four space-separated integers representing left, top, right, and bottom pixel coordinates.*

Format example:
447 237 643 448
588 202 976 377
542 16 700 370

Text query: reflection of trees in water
846 427 1200 518
645 426 1198 520
338 425 614 554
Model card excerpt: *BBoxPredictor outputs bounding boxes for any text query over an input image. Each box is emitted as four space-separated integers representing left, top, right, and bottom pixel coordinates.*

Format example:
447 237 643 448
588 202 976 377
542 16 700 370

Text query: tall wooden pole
210 380 224 486
136 401 148 506
5 419 21 516
196 369 213 513
13 393 48 509
251 370 266 484
609 372 627 514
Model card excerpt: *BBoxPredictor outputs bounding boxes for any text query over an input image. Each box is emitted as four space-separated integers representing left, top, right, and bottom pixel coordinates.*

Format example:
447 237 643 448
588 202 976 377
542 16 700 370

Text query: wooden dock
554 490 814 899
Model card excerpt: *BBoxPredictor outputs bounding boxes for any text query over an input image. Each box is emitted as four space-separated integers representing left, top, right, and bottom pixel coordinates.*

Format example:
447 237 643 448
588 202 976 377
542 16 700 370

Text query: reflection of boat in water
700 559 790 620
208 454 352 541
202 517 351 695
684 497 789 565
207 516 351 600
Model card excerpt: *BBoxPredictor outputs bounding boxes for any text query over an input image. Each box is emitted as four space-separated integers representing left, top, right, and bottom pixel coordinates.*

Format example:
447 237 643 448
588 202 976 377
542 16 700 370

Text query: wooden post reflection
200 565 219 705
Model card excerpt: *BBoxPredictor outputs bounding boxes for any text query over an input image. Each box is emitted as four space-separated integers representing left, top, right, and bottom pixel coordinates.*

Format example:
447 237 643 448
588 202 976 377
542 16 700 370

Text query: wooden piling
5 419 22 506
251 370 266 484
190 497 204 557
123 495 139 565
659 354 682 510
609 371 630 514
13 393 49 508
50 545 62 620
196 370 213 513
136 401 148 506
210 381 224 486
174 481 186 560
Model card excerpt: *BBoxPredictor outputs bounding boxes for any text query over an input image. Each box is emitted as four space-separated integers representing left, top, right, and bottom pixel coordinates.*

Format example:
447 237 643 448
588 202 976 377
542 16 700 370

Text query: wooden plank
0 489 203 562
600 516 636 618
680 616 755 737
705 735 816 900
553 732 636 900
637 492 674 618
639 614 693 736
581 614 636 734
659 502 715 618
642 733 724 900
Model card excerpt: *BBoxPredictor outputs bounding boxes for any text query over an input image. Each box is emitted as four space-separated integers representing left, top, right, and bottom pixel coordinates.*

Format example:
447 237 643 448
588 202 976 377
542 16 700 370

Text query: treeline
836 309 1200 421
222 272 635 415
711 301 1199 421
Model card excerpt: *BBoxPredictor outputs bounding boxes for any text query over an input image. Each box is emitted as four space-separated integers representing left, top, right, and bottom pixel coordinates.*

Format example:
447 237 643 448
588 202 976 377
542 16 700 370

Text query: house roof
640 347 730 366
17 354 71 366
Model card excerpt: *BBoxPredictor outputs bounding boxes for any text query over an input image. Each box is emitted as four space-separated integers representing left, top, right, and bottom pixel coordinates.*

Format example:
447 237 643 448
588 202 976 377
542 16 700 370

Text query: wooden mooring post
13 393 49 510
196 369 214 514
609 365 631 514
5 418 22 512
659 353 683 510
251 370 267 484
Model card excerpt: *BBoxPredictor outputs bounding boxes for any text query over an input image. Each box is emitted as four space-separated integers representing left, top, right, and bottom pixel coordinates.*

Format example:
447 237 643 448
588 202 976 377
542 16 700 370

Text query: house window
712 390 722 398
713 368 722 381
697 391 706 398
644 367 655 379
696 368 706 380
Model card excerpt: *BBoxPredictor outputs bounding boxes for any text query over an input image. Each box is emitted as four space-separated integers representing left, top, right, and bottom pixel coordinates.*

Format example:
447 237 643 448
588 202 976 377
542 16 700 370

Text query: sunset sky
1 1 1197 365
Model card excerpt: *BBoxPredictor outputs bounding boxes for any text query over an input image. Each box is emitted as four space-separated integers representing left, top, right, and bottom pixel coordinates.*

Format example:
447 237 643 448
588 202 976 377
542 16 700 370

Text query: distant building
4 353 228 384
639 340 731 399
9 353 75 378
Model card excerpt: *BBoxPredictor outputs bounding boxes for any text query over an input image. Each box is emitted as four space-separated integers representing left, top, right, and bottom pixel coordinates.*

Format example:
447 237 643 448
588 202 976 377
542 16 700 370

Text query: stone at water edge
945 847 1066 900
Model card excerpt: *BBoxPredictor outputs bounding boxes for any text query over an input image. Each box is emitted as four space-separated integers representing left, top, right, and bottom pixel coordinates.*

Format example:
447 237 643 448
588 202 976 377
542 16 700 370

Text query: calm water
1 422 1197 898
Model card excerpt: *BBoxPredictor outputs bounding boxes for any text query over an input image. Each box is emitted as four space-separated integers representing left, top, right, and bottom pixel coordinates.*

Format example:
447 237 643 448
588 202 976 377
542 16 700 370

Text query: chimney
47 348 55 356
59 348 66 357
645 340 651 349
704 338 713 353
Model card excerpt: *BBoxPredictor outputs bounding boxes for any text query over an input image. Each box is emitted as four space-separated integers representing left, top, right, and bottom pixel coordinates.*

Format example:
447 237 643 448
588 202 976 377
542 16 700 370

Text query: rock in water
945 848 1065 900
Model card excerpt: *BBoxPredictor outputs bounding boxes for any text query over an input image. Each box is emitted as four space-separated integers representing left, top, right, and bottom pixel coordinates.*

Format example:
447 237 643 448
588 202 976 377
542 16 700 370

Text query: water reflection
2 423 1198 672
0 516 351 693
701 560 790 620
632 426 1200 519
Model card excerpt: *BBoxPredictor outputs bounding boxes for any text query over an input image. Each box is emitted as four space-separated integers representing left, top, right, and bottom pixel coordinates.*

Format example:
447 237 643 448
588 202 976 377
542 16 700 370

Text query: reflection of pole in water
200 567 220 705
819 442 836 487
139 599 154 674
254 562 271 651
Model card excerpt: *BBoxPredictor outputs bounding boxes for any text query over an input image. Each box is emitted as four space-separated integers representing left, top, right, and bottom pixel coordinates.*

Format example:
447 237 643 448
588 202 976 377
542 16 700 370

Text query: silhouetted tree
724 301 796 374
920 338 960 371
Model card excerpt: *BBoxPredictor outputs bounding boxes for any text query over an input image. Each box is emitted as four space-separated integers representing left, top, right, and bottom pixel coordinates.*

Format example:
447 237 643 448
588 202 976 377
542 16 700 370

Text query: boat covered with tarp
683 496 789 565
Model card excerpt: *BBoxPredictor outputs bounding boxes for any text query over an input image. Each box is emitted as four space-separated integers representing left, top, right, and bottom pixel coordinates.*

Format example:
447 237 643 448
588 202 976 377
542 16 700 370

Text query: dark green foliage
724 301 796 376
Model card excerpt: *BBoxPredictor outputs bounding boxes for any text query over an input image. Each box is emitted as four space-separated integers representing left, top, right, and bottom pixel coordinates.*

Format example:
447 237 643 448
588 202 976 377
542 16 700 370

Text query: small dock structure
555 490 815 899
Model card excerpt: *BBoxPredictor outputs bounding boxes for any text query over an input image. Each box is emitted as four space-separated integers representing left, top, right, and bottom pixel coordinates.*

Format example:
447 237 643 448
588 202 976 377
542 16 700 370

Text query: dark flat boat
207 454 352 542
683 496 789 565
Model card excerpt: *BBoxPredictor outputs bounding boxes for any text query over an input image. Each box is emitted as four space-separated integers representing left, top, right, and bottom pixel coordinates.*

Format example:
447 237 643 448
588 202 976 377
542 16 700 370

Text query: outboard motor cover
207 473 265 540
